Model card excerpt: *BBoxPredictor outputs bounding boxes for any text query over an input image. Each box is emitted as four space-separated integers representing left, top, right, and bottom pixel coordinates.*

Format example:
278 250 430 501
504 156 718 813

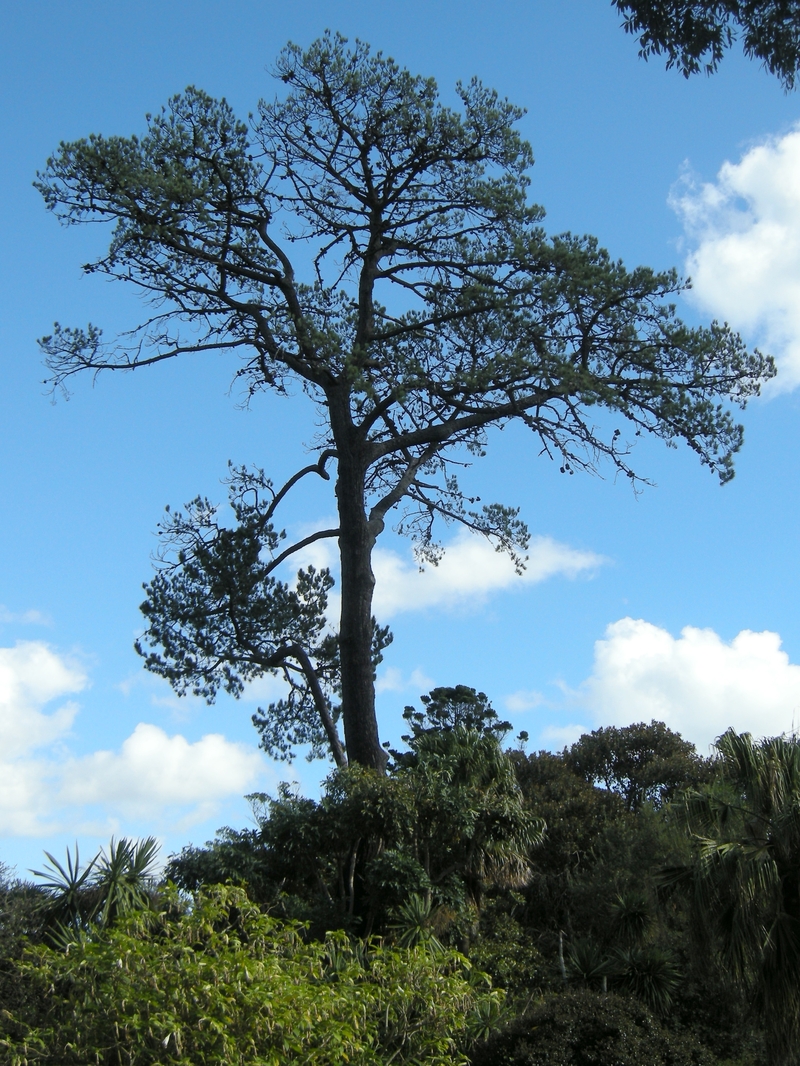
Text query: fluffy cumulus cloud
671 125 800 389
581 618 800 753
0 641 267 837
372 532 604 617
0 642 85 758
293 527 604 619
61 725 263 820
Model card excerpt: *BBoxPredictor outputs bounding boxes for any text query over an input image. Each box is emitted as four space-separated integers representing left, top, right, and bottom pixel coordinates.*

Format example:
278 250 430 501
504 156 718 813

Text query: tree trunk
331 393 387 771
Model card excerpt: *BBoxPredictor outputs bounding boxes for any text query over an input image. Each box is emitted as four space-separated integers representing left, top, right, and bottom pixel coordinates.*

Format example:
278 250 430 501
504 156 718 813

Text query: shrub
470 988 716 1066
0 884 502 1066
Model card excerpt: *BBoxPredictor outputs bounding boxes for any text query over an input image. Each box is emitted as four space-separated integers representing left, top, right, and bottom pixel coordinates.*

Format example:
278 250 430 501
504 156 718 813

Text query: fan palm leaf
677 729 800 1064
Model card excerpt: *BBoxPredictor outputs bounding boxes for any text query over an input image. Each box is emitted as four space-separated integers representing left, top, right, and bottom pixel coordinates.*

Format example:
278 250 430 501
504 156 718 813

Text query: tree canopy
167 694 542 937
614 1 800 88
565 720 711 811
37 33 774 769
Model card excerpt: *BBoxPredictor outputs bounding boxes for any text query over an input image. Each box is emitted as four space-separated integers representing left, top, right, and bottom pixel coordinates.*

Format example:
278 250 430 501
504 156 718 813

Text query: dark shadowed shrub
470 988 717 1066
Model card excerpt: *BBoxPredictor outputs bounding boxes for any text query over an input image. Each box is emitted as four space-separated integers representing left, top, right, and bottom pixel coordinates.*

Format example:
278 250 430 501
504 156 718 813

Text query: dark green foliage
469 908 546 998
91 837 161 929
670 729 800 1064
667 968 764 1063
510 749 642 946
399 686 511 745
166 718 746 1046
565 720 712 811
139 469 336 702
0 869 45 954
612 944 681 1013
0 869 48 1028
28 843 95 935
505 737 764 1058
611 889 656 944
136 463 391 766
388 893 447 952
163 826 272 898
562 905 679 1013
167 703 541 938
567 937 615 986
396 725 544 913
470 988 716 1066
364 849 433 912
511 747 630 862
5 719 775 1062
615 1 800 88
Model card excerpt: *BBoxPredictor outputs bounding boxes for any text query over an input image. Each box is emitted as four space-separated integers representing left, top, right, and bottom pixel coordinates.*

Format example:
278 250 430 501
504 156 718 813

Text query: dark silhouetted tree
37 34 773 769
615 1 800 88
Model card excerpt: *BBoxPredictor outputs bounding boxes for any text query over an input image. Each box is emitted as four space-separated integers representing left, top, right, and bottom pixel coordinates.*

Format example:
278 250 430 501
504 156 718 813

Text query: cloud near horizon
0 642 268 838
0 642 85 759
60 725 264 821
579 618 800 753
670 124 800 390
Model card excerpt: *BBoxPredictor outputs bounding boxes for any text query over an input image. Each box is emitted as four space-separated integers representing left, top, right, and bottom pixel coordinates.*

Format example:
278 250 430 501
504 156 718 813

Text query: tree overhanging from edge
614 0 800 88
36 34 774 771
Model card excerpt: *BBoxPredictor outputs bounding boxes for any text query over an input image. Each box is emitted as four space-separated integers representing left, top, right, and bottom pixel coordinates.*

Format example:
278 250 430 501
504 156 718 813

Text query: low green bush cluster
1 884 502 1066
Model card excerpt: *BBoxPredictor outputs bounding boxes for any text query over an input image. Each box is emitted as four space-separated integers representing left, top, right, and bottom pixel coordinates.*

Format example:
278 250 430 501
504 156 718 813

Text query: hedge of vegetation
2 696 792 1065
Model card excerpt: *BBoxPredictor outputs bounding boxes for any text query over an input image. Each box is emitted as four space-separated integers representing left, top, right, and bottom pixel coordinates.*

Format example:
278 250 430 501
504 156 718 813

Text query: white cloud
376 666 404 694
372 531 604 617
540 723 590 749
0 642 270 838
292 530 339 573
670 125 800 389
0 757 62 837
290 524 604 619
0 606 50 626
0 642 86 758
581 618 800 753
241 672 291 704
60 725 263 820
376 667 434 695
505 689 545 712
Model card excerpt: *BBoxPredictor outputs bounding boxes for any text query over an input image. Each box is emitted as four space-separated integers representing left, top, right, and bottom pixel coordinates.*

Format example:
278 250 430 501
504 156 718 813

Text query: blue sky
3 0 800 875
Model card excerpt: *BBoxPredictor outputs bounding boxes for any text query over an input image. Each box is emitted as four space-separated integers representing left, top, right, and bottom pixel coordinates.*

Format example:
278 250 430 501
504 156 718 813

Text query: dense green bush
0 870 47 1032
2 717 773 1063
168 695 541 938
0 884 503 1066
470 989 717 1066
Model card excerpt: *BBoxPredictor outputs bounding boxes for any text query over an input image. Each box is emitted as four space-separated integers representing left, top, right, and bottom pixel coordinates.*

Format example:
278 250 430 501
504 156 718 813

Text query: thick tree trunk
331 394 387 772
